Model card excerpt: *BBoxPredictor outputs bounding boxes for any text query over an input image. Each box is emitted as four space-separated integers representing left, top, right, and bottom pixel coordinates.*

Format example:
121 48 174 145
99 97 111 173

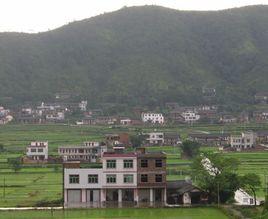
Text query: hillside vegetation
1 5 268 106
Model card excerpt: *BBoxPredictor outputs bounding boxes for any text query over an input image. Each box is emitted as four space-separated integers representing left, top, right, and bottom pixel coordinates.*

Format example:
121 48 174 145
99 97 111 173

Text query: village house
120 118 132 126
25 141 48 162
144 132 164 146
58 142 107 163
254 92 268 104
219 115 237 123
181 111 200 123
141 113 164 124
163 133 181 146
256 131 268 144
136 149 167 206
188 133 230 146
166 180 208 205
105 133 130 147
253 110 268 122
63 148 167 208
0 106 13 125
234 189 260 206
230 131 256 150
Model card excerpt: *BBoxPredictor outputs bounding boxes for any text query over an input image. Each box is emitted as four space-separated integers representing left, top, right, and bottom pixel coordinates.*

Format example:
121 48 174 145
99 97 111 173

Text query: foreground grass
0 208 229 219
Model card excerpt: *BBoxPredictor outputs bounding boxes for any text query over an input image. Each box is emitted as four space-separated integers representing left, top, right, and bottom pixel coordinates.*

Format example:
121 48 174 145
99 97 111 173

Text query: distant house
26 141 48 161
256 131 268 144
181 111 200 123
78 101 88 111
144 132 164 146
253 111 268 122
230 131 256 150
164 133 181 146
254 92 268 104
105 133 130 147
141 113 164 124
219 115 237 123
168 110 185 124
167 180 208 205
46 111 65 122
120 118 132 126
234 189 260 206
58 142 107 163
188 133 229 146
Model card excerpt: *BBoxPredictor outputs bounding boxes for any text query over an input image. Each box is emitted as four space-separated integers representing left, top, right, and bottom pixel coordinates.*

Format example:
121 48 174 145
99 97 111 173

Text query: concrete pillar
134 188 139 204
163 188 167 205
64 189 68 203
81 189 86 203
101 189 106 202
150 188 154 206
118 189 122 208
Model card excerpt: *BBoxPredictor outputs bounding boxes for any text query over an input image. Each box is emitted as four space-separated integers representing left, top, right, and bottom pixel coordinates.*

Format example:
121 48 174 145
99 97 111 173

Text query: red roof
103 152 137 158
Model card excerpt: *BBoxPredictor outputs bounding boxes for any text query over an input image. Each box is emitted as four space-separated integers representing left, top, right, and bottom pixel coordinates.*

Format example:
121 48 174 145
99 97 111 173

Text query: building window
124 160 133 168
124 174 134 183
106 174 116 183
69 174 79 184
155 174 162 182
31 148 36 152
141 174 148 183
141 159 148 168
106 160 116 169
88 174 98 183
155 159 162 167
37 149 43 152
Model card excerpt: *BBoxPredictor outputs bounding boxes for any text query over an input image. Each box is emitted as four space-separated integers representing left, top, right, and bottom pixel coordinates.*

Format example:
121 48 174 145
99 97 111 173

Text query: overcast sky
0 0 268 33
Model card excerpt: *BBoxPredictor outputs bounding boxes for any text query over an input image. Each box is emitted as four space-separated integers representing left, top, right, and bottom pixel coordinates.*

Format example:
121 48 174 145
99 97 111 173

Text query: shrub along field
0 208 229 219
0 124 268 207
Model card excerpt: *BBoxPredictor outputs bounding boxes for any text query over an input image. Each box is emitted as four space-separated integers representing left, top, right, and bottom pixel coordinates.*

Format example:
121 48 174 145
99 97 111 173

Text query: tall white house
141 113 164 124
181 111 200 123
234 189 260 206
230 131 256 150
26 141 48 161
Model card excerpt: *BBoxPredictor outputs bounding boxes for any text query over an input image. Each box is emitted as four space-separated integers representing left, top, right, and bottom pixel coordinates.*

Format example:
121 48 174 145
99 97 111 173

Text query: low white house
234 189 260 206
58 142 107 163
145 132 164 145
181 111 200 123
26 141 48 161
230 131 256 150
141 113 164 124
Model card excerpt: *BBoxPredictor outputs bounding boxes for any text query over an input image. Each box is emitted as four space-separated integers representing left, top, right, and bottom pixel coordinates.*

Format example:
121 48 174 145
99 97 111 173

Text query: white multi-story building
26 141 48 161
230 131 256 150
64 152 138 208
181 111 200 123
144 132 164 145
141 113 164 124
79 101 88 111
58 142 107 163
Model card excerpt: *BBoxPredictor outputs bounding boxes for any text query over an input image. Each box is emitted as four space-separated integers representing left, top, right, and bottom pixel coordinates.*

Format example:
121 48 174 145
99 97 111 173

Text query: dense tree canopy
1 6 268 106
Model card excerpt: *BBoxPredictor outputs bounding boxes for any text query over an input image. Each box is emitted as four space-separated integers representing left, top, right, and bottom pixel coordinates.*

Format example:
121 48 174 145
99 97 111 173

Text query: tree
0 144 5 152
130 133 145 148
181 140 200 158
8 158 22 173
191 153 240 203
241 173 261 206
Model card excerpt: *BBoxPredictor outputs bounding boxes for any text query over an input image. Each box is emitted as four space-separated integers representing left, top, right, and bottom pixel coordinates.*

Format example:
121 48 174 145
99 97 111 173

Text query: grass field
0 208 229 219
0 124 268 207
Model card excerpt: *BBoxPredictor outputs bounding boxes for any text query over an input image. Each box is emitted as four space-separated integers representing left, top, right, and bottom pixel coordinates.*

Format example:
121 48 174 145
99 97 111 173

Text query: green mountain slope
1 5 268 106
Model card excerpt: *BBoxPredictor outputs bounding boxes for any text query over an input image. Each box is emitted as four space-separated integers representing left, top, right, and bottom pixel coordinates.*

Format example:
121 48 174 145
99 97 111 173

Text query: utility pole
217 182 220 207
3 177 5 199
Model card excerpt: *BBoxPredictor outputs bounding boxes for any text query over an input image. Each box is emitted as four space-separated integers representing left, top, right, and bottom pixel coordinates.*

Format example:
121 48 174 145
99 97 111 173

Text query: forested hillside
1 5 268 106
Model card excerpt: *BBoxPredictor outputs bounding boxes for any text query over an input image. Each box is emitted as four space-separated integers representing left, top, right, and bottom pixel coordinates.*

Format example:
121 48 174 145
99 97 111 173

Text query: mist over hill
1 5 268 107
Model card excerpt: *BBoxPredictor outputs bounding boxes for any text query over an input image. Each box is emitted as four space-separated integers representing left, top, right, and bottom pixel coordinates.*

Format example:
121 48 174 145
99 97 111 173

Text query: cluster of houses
0 106 13 125
186 130 268 151
15 100 87 124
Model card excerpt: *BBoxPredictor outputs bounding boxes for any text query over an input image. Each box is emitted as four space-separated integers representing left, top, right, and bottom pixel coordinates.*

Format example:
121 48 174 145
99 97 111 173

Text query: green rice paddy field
0 208 229 219
0 124 268 207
